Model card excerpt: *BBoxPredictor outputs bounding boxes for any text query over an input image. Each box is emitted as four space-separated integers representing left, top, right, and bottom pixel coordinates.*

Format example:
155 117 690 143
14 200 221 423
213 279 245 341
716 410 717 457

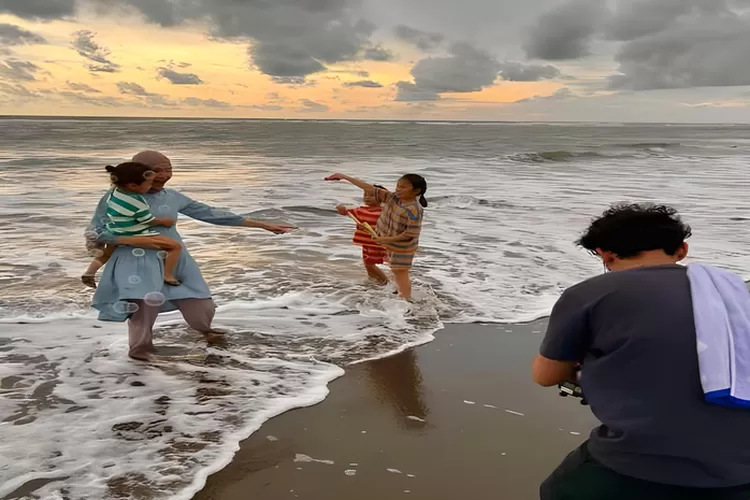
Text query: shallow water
1 119 750 499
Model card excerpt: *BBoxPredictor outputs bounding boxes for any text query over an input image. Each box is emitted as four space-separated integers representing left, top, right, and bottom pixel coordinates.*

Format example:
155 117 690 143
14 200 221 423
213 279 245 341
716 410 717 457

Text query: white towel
687 264 750 408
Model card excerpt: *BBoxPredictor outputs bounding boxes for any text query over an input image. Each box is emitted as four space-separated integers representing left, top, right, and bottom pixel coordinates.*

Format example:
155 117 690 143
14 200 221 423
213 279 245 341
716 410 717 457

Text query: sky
0 0 749 122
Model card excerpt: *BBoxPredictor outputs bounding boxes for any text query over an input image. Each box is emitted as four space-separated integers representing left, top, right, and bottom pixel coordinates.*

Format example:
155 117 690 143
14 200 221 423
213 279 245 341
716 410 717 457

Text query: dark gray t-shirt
541 265 750 488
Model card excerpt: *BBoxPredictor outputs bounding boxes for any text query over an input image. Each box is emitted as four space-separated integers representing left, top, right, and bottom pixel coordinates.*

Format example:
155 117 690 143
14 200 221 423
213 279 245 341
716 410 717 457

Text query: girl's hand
335 205 348 216
325 173 346 181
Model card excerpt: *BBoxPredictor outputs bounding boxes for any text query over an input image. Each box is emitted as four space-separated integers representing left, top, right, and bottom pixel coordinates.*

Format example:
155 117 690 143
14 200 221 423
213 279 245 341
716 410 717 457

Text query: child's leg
82 245 115 288
161 241 182 285
392 269 412 300
365 263 388 285
389 253 415 300
116 235 182 285
362 246 388 285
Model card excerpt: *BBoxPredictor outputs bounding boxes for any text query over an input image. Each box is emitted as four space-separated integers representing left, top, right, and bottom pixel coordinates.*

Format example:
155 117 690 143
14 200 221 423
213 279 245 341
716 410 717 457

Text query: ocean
1 118 749 499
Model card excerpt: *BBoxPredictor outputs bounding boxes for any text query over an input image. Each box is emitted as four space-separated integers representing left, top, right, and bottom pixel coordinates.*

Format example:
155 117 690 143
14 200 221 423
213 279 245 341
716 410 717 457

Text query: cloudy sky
0 0 749 121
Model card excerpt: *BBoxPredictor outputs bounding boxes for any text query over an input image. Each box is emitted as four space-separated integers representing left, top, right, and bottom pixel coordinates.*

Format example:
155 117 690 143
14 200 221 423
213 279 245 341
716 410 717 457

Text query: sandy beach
193 321 600 500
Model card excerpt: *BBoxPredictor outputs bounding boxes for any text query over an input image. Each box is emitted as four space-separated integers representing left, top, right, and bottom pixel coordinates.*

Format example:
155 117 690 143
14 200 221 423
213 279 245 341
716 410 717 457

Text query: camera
558 381 588 405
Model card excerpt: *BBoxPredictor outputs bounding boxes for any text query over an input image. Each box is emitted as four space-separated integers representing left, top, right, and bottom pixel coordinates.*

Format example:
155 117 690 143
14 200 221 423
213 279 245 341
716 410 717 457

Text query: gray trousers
127 298 216 359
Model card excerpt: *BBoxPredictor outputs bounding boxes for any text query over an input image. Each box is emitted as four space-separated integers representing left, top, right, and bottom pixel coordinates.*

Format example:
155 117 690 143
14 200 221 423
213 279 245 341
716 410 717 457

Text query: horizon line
0 114 749 126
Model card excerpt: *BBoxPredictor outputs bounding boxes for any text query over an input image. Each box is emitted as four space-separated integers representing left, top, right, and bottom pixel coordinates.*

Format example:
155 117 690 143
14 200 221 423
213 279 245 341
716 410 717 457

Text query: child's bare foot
164 276 181 287
81 274 97 289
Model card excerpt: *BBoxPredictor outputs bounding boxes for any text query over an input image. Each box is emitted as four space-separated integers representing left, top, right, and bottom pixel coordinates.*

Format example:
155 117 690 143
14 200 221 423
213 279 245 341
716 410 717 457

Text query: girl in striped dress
326 173 427 300
82 162 182 288
336 186 388 285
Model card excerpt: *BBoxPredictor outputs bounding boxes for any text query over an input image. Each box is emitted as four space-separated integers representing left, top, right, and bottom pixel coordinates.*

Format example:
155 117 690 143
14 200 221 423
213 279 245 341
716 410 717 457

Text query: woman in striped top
82 162 183 287
335 187 387 284
326 173 427 300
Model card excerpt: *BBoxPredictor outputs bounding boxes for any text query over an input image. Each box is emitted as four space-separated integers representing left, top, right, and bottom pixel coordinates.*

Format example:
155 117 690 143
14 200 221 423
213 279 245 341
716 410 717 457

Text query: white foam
294 454 335 465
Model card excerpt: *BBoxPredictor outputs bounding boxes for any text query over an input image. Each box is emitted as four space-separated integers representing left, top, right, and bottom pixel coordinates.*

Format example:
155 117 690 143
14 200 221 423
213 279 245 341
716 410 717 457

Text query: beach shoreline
192 321 600 500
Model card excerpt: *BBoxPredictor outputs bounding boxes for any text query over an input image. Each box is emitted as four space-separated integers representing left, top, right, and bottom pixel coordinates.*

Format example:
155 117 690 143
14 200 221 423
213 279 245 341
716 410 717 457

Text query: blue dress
88 188 245 322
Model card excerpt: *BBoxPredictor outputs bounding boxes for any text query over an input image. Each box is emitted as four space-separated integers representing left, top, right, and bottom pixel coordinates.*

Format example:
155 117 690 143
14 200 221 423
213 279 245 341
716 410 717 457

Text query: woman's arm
174 190 294 233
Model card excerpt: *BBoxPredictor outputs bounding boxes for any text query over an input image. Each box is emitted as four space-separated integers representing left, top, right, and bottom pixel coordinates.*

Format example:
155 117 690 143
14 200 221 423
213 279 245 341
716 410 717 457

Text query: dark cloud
514 87 574 103
250 104 284 111
0 0 76 20
394 25 444 51
362 45 395 61
71 30 120 73
606 0 724 42
498 61 560 81
95 0 377 79
410 42 500 93
0 81 38 98
271 76 309 86
157 67 204 85
0 24 47 46
523 0 608 60
116 81 174 106
343 79 384 88
0 59 40 81
183 97 231 108
116 81 149 96
394 81 440 102
299 98 329 112
608 1 750 90
58 91 125 107
67 81 101 93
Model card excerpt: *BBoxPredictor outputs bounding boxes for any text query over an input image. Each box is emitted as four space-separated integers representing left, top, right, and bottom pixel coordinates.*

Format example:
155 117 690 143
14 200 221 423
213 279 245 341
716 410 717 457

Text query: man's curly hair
577 203 692 258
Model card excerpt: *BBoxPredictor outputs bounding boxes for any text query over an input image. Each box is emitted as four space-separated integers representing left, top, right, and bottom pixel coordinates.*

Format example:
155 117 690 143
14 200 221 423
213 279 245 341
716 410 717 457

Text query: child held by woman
82 162 183 288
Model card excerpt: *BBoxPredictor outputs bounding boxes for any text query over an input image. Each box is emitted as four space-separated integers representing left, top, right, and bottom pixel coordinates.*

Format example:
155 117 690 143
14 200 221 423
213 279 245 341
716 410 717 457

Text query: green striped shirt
105 188 158 236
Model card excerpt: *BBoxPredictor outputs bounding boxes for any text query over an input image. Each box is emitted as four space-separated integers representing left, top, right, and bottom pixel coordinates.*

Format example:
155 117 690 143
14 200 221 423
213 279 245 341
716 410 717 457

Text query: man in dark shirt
534 203 750 500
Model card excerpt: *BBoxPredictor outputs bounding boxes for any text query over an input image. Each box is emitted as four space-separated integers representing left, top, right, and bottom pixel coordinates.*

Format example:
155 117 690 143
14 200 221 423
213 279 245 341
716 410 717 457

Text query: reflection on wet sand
367 350 428 426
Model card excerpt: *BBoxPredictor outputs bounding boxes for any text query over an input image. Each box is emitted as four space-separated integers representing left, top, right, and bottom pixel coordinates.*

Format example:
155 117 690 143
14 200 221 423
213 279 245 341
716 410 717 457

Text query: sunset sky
1 0 749 121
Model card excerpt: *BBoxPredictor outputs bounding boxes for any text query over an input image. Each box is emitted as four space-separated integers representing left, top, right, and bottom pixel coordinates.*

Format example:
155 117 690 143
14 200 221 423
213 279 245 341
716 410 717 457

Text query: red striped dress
348 206 386 265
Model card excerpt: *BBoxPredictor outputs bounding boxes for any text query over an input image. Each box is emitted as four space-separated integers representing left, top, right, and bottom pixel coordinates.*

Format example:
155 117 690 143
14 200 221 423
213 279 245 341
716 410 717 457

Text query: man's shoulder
564 265 688 301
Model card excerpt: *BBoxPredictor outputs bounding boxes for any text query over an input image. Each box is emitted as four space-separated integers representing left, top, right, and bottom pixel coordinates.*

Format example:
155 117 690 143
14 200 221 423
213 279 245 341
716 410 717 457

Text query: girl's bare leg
392 269 412 300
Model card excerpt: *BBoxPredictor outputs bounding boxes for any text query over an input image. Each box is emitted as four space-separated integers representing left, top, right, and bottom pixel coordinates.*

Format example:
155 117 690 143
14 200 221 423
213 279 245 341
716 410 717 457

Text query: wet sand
193 321 600 500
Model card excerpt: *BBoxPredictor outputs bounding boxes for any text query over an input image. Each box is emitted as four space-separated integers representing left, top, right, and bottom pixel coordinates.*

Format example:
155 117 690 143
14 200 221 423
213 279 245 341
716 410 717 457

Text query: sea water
1 119 749 499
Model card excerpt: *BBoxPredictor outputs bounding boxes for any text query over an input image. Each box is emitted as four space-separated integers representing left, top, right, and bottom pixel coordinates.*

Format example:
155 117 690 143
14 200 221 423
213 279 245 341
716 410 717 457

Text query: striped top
348 205 382 248
105 188 158 236
374 188 423 255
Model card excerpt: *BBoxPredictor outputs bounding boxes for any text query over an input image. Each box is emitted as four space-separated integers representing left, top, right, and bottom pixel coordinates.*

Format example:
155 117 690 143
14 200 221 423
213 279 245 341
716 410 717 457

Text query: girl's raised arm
325 173 376 192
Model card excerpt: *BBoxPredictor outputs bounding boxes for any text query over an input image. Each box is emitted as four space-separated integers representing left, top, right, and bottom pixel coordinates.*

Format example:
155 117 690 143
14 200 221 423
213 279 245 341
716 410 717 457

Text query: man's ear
675 242 689 261
596 248 617 269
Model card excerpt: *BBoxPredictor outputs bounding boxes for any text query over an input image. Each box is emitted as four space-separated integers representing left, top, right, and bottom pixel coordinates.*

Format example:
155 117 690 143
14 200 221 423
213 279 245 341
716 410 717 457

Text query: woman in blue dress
87 150 294 361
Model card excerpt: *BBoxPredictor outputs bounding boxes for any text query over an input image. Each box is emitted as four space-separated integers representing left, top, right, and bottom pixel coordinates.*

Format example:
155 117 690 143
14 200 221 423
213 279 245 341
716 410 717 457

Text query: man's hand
151 218 176 227
532 355 579 387
325 173 346 181
335 205 349 216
